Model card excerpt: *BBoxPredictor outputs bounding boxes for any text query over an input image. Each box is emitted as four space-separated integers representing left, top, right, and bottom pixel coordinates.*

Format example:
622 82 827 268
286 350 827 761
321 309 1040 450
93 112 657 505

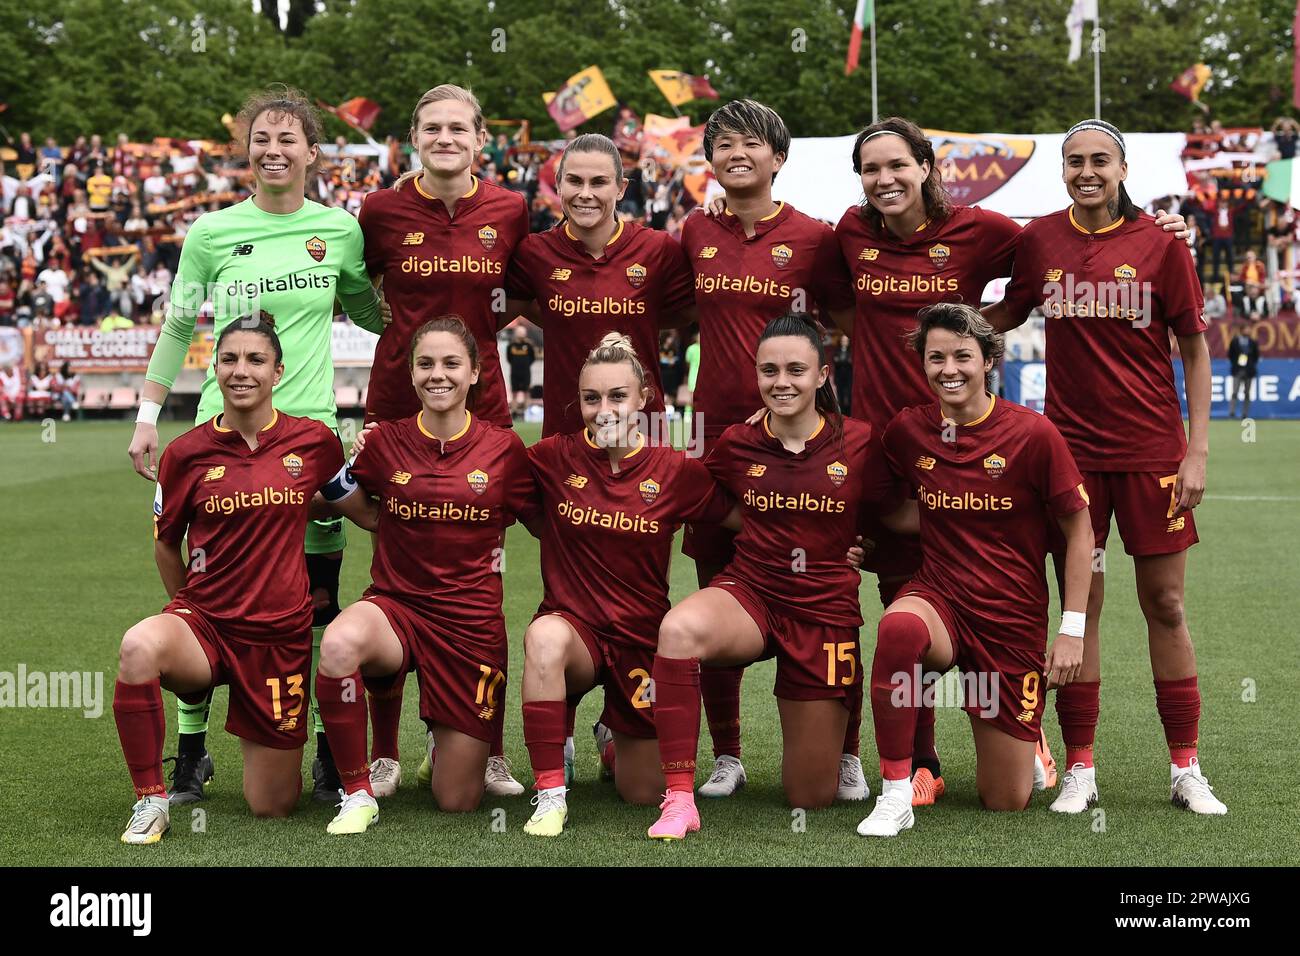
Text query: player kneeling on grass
857 303 1092 838
113 316 360 844
314 317 535 835
647 313 912 841
519 333 738 837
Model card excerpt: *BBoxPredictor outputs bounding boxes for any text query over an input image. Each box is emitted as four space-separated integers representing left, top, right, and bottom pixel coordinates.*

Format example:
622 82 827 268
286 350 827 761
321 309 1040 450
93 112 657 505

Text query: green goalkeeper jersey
145 198 382 429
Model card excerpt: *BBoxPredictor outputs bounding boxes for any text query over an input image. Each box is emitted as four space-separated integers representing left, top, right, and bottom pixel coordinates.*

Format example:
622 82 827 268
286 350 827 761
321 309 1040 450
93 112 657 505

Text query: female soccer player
125 87 384 804
646 313 909 841
519 333 737 837
356 84 531 798
313 317 535 834
113 317 356 844
986 119 1225 816
504 133 695 439
683 99 863 801
836 116 1190 807
856 303 1092 837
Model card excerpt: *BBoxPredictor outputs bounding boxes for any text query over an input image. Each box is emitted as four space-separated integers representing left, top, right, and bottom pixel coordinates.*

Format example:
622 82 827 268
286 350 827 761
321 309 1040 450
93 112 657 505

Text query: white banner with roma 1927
774 130 1189 224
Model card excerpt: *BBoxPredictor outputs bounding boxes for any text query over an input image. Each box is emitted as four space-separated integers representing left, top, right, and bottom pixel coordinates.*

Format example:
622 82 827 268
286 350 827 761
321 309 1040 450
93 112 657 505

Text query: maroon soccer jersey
529 431 732 648
706 415 896 627
504 220 694 437
347 411 534 626
358 176 529 427
153 411 346 642
681 203 854 434
882 396 1088 649
1001 208 1207 472
835 204 1020 431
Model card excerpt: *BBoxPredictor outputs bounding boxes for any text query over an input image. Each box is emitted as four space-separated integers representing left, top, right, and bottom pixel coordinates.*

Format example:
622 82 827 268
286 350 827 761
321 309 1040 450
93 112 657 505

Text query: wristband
1060 611 1086 638
136 400 162 426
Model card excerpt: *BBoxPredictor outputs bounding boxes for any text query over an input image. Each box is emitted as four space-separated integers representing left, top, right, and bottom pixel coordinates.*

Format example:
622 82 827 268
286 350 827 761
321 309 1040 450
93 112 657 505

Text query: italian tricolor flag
846 0 874 76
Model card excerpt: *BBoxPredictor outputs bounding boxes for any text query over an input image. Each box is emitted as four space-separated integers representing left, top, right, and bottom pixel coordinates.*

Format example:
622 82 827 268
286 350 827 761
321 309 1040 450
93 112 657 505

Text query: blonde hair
395 85 486 192
582 332 647 390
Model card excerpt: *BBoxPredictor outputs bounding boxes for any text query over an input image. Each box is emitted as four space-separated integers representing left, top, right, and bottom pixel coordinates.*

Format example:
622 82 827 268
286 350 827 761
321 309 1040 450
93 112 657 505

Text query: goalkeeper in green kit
127 88 385 804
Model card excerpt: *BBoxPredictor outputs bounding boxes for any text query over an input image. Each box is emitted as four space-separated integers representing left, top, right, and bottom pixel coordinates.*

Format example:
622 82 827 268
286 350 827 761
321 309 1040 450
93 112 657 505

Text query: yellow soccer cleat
326 789 379 835
120 795 170 845
523 789 568 837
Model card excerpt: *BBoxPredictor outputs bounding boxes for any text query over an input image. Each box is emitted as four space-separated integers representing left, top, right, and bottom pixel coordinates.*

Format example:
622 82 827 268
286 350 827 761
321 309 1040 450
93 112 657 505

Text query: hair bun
597 331 634 354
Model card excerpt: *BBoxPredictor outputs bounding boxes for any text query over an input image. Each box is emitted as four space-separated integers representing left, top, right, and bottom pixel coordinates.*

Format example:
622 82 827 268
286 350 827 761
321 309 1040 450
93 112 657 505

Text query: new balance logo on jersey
859 248 880 261
550 268 572 281
402 232 425 246
915 456 936 471
697 246 718 259
746 464 767 477
1017 709 1034 723
231 244 254 257
564 474 588 489
1167 516 1186 532
390 471 412 485
203 466 226 481
277 717 298 732
1043 268 1064 282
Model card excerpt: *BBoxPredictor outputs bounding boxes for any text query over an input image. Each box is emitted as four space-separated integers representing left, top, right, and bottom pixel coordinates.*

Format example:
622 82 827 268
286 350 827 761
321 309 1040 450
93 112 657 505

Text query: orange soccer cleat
1034 729 1058 791
911 767 947 807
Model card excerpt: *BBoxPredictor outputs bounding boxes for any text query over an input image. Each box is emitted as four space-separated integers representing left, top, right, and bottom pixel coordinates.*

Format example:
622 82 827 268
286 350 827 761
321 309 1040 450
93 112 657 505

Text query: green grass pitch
0 416 1295 866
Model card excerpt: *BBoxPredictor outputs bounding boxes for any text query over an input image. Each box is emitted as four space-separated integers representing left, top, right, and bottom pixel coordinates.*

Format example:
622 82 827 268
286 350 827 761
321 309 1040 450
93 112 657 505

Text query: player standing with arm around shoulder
356 84 531 798
857 304 1092 837
682 100 864 801
647 314 909 841
519 333 737 837
985 120 1224 816
313 318 535 834
504 134 695 439
125 87 384 804
114 318 358 844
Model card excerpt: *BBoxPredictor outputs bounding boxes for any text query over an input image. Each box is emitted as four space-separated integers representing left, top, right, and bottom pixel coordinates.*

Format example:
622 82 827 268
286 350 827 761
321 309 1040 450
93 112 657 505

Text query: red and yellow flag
545 66 617 132
648 71 719 107
1170 64 1211 103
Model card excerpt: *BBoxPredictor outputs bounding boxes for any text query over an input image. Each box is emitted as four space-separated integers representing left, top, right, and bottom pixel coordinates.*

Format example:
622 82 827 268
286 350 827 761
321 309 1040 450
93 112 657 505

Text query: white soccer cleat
327 788 379 835
593 721 615 781
523 787 569 837
1171 760 1227 816
120 795 170 845
696 754 746 798
1049 763 1098 813
836 754 870 801
484 755 526 797
369 757 401 798
857 783 915 837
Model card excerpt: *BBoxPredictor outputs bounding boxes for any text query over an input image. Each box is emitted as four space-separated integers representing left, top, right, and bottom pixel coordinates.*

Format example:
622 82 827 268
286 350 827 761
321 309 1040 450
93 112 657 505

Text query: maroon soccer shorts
682 519 737 571
711 577 862 706
1053 470 1199 558
895 584 1046 743
533 610 656 739
164 601 311 749
364 594 507 744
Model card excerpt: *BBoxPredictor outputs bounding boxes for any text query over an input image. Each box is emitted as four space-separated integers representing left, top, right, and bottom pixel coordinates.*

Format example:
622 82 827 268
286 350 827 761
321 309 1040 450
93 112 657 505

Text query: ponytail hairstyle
907 301 1004 372
216 311 283 366
851 116 952 232
236 86 323 177
581 330 649 394
1062 118 1140 222
557 133 625 187
407 314 480 410
757 312 842 436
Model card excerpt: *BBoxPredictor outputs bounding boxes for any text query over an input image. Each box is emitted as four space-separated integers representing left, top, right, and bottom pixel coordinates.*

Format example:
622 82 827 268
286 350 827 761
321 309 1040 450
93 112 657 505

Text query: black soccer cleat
312 754 343 803
165 751 214 805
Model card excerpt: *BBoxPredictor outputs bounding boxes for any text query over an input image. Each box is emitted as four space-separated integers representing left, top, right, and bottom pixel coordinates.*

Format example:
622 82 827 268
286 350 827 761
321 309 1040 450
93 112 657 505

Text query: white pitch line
1203 495 1300 502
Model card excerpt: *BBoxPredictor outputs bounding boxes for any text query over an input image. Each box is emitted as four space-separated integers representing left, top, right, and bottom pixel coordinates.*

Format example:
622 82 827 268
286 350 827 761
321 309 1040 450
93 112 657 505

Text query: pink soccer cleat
647 790 701 841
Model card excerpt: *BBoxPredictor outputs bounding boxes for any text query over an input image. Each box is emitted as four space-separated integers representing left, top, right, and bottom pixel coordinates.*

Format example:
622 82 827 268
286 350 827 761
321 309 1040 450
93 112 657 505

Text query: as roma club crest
478 226 498 252
626 263 647 288
929 243 950 270
983 453 1006 480
305 236 326 262
282 453 304 479
826 460 848 487
770 244 793 270
467 469 490 495
928 130 1036 205
639 478 660 505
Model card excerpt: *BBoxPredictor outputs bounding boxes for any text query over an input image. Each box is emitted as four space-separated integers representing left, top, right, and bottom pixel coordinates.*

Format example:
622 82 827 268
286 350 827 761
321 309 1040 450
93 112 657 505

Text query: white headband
1064 121 1126 157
